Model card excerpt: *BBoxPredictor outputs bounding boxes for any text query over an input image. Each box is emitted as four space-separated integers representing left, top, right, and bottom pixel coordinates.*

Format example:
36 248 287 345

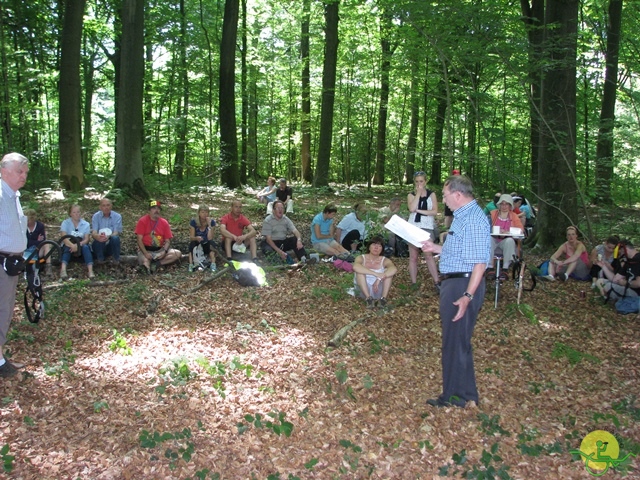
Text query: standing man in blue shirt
421 175 490 408
0 153 29 377
91 198 123 264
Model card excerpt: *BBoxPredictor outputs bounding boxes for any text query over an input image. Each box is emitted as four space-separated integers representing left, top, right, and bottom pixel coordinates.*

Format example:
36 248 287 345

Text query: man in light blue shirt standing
91 198 123 264
0 152 29 377
421 175 491 408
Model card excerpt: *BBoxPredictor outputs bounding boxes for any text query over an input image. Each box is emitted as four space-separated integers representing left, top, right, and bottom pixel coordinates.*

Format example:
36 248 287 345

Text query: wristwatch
463 292 474 300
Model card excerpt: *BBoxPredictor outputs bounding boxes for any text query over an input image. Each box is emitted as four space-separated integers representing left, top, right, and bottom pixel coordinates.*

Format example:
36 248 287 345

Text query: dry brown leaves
1 194 638 479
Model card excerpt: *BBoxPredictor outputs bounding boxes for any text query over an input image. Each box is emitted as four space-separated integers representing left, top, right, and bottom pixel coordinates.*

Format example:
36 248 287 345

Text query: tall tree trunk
114 0 148 198
431 77 447 187
173 0 189 181
465 62 480 180
59 0 87 191
595 0 622 204
300 0 313 182
198 0 216 179
248 22 259 179
405 61 420 183
314 0 339 187
81 44 97 173
537 0 579 247
240 0 248 184
219 0 240 188
372 11 392 185
0 3 11 149
521 0 544 193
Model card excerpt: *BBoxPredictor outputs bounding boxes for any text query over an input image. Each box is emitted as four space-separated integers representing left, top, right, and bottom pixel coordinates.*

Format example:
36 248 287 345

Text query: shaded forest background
1 0 639 246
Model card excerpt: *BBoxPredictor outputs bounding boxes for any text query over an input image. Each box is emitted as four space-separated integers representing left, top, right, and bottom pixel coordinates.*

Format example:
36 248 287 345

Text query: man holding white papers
421 175 490 408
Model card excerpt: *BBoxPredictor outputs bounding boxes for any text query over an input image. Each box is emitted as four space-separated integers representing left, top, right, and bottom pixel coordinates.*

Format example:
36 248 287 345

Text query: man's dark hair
606 235 620 246
323 204 338 214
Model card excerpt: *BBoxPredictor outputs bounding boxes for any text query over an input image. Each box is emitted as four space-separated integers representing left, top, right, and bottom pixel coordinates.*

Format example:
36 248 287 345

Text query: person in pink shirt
545 225 590 281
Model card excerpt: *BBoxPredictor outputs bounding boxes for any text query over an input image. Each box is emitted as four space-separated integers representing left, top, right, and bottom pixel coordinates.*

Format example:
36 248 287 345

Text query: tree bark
372 11 392 185
520 0 545 193
219 0 240 188
595 0 623 204
314 0 339 187
300 0 313 182
537 0 579 247
173 0 189 182
59 0 87 191
114 0 148 198
431 77 447 187
405 62 420 183
240 0 248 184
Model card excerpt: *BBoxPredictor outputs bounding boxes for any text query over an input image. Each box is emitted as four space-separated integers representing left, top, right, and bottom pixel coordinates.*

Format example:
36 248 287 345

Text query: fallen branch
42 279 131 290
328 316 368 348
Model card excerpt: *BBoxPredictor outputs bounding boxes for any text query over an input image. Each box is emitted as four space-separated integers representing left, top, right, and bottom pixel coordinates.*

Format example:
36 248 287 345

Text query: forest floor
1 183 639 479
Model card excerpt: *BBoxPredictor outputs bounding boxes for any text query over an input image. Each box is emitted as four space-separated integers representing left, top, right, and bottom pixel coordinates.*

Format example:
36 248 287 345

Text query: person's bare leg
424 252 439 285
409 244 420 283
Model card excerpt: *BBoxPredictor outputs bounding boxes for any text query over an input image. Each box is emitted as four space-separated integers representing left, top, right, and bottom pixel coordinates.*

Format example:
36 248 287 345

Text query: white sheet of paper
384 214 431 248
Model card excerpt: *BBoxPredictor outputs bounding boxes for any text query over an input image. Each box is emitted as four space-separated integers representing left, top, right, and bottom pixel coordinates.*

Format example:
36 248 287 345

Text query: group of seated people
24 176 635 311
539 229 639 301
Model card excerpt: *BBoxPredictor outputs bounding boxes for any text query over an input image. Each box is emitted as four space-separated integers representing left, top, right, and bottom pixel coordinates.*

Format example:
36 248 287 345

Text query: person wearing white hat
488 194 523 277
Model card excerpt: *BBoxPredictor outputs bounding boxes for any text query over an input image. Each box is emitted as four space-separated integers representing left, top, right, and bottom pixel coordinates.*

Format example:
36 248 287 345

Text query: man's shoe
426 398 446 407
210 263 217 272
378 297 387 308
60 271 68 281
366 297 375 309
557 272 568 282
434 282 441 295
0 360 20 378
541 274 555 281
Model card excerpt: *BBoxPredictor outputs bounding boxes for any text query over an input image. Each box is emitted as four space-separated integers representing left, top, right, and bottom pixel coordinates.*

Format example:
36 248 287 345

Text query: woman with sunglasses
407 171 440 291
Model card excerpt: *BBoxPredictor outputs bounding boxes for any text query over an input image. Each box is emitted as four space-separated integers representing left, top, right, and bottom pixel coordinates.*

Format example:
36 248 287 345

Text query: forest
1 1 640 478
0 0 639 247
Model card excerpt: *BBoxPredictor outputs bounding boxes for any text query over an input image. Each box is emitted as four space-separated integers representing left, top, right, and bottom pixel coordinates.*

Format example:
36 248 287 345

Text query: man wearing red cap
135 200 182 273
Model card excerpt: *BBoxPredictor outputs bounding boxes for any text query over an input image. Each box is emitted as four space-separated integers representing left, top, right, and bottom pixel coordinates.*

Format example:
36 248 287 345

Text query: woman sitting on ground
594 239 640 300
407 171 440 290
589 235 619 287
310 204 352 259
545 226 590 281
352 235 398 309
188 205 218 272
256 176 277 212
59 204 94 280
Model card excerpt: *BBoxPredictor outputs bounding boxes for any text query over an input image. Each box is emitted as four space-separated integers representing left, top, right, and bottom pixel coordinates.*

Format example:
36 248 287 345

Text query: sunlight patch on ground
67 326 319 379
538 320 567 332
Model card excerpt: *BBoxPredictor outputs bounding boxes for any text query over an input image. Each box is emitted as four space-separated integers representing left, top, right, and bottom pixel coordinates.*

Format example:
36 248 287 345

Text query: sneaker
252 258 260 265
378 297 388 308
434 283 441 295
285 254 295 265
557 273 568 282
0 360 19 378
366 297 376 309
60 271 68 281
188 264 195 273
210 263 217 272
542 274 555 281
150 261 158 274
